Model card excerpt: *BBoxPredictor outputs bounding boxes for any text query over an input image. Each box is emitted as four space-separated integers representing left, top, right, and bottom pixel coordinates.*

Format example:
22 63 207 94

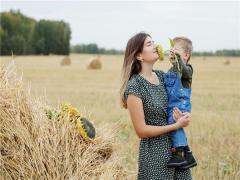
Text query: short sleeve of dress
124 78 142 101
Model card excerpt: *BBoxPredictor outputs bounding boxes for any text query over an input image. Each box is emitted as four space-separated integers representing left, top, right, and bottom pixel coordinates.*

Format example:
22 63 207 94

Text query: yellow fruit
156 44 164 61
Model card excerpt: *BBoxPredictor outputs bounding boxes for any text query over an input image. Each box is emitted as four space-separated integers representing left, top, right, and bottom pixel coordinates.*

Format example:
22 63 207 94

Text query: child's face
172 42 190 63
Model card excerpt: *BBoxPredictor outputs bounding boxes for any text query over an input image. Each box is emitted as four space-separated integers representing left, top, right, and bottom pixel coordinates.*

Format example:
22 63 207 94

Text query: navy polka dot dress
124 70 192 180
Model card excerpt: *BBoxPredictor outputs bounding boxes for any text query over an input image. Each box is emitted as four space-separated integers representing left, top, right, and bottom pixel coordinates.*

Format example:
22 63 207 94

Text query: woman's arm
127 94 190 138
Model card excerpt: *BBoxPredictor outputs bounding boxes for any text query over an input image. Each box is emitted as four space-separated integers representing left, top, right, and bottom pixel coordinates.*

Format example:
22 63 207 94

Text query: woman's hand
175 112 191 129
173 107 183 122
172 107 191 128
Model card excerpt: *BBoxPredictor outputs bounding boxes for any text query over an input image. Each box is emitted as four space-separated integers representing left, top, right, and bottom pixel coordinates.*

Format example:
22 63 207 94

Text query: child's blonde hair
173 36 193 62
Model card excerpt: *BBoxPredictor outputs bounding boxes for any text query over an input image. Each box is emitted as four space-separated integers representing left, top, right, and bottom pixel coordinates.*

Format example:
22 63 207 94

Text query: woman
120 32 192 179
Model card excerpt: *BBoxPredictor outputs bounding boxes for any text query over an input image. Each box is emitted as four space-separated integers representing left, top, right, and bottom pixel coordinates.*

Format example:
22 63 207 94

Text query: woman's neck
139 63 154 77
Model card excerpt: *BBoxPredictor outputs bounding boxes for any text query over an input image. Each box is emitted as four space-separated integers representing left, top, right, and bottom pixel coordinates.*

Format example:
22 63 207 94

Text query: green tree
0 10 71 55
32 20 71 55
0 10 36 55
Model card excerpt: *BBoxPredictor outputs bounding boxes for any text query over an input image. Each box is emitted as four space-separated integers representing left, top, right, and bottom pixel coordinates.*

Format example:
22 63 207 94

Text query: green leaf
169 38 175 48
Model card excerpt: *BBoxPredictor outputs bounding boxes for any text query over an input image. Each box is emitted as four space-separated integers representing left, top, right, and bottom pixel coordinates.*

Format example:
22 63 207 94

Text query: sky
1 0 240 51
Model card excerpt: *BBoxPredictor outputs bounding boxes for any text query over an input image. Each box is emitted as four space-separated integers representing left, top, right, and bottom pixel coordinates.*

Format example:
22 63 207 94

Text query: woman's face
137 36 159 63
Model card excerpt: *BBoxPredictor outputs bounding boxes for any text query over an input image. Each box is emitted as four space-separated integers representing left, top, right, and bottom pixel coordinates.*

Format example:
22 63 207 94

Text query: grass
1 54 239 179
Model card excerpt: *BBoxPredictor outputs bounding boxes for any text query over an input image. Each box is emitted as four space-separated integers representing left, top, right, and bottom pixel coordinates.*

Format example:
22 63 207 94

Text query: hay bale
60 56 71 66
11 50 16 59
224 59 230 65
0 62 127 179
87 55 102 70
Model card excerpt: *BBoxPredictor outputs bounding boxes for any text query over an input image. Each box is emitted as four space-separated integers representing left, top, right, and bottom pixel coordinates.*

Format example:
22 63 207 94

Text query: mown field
1 54 239 179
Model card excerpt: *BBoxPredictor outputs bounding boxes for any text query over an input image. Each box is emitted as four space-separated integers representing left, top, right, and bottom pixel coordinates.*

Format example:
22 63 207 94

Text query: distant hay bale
87 55 102 70
0 62 127 179
11 50 16 59
224 59 230 65
61 56 71 66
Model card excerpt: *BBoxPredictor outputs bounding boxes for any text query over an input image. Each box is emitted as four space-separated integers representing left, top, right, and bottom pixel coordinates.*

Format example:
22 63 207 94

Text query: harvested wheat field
0 54 240 179
0 61 127 179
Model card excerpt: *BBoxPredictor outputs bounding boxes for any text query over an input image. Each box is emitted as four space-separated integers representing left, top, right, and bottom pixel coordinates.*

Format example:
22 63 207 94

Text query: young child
163 37 197 169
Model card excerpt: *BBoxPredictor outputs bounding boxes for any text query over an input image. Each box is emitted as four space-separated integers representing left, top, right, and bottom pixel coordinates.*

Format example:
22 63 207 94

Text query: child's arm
175 54 193 79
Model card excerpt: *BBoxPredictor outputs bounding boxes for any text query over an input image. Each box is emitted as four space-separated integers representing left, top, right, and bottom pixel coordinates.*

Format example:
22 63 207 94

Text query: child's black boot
167 147 187 168
178 150 197 169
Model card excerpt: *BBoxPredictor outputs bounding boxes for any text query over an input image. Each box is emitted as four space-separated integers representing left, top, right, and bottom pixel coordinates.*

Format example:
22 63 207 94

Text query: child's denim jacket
163 55 193 115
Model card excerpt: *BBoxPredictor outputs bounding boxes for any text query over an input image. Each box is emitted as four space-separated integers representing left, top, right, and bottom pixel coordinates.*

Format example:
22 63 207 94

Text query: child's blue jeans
164 71 192 147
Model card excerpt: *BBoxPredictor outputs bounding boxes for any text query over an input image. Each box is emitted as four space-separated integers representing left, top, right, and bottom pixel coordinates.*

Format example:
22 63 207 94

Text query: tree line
192 50 240 57
71 44 123 54
71 44 240 56
0 10 71 55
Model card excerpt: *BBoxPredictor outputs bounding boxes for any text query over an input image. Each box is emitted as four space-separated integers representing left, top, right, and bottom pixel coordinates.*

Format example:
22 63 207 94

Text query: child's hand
168 50 175 61
168 49 182 64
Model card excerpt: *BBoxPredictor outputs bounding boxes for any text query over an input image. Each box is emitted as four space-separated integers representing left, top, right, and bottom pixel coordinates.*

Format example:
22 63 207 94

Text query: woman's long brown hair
120 32 150 109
